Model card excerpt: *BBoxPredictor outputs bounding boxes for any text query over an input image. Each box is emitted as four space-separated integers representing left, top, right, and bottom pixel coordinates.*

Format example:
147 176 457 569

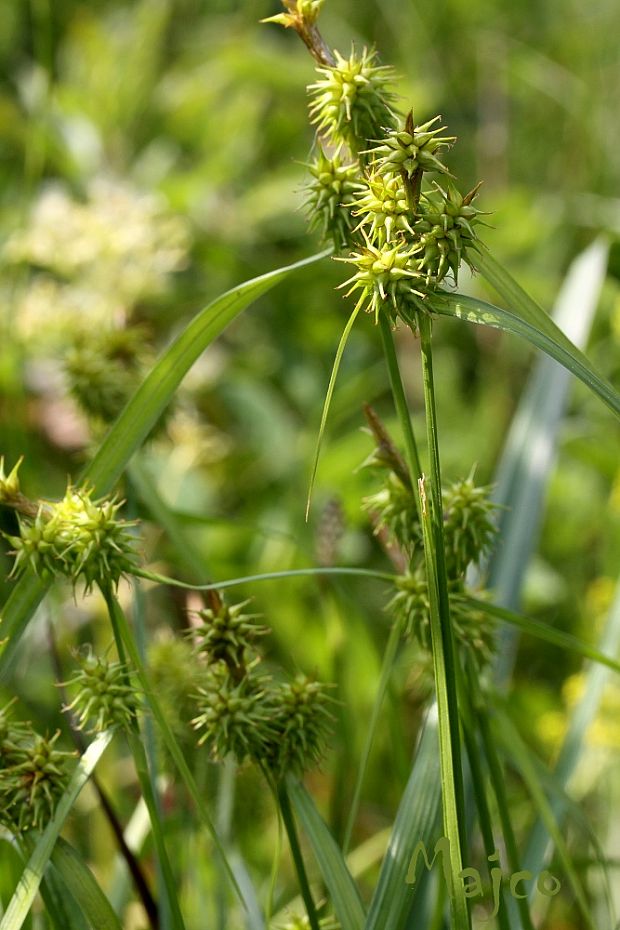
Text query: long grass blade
430 289 619 418
288 779 365 930
364 710 442 930
49 838 123 930
523 575 620 904
0 731 113 930
0 249 329 684
493 710 597 930
465 596 620 676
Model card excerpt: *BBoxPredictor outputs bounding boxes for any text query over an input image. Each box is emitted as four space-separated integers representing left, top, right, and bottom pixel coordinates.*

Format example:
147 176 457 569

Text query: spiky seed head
61 648 140 733
0 731 75 833
64 326 148 425
190 599 268 672
389 574 495 670
365 111 455 179
304 149 363 250
351 172 415 244
264 675 335 778
5 485 140 592
191 668 277 763
308 47 397 151
442 476 498 577
337 238 428 327
363 472 421 554
414 181 485 284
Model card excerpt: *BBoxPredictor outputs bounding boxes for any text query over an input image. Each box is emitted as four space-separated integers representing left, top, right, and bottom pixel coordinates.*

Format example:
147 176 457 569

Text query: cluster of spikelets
286 1 486 328
1 458 140 593
0 702 74 834
61 649 140 734
363 444 498 669
188 599 334 778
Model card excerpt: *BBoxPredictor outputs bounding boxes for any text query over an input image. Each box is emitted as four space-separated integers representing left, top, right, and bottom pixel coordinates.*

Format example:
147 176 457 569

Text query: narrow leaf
465 596 620 676
365 712 442 930
430 291 620 418
288 779 365 930
494 711 597 930
50 839 123 930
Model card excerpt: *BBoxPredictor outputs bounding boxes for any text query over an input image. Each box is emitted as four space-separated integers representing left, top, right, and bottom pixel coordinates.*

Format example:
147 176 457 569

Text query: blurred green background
1 0 620 926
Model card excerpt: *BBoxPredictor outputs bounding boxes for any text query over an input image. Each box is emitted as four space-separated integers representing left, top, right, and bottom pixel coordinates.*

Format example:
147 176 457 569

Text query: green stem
277 780 321 930
416 311 470 930
378 314 423 488
99 584 246 909
101 584 185 930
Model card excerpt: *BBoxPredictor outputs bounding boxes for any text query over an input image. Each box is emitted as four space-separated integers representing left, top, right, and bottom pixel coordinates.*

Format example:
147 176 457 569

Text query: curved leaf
50 839 123 930
430 291 620 418
0 250 329 684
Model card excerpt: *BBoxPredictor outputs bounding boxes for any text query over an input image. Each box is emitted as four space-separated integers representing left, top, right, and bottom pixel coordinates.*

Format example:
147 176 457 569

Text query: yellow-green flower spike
351 172 416 245
337 238 427 327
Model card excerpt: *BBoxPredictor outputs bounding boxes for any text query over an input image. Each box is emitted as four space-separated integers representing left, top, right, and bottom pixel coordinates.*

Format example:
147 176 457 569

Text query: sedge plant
1 2 620 930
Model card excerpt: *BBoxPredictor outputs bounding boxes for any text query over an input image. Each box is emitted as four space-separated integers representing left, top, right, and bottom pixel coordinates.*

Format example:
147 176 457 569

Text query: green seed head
191 668 277 764
6 485 140 592
308 47 397 151
264 675 335 778
337 238 427 326
351 172 415 244
64 326 149 425
365 111 455 179
190 599 268 673
0 730 74 834
390 574 495 670
415 181 485 284
442 475 498 578
62 648 140 733
363 472 421 554
305 149 363 250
